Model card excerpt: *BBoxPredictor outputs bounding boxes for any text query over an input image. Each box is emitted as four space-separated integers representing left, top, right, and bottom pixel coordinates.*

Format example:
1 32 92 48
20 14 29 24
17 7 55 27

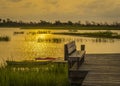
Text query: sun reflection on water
0 29 120 64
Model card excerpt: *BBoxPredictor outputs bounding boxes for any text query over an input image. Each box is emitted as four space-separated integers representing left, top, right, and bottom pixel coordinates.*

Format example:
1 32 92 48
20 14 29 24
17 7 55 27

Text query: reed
0 63 69 86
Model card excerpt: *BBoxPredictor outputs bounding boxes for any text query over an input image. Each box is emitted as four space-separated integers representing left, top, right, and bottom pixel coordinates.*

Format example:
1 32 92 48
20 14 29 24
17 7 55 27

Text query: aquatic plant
54 31 120 39
37 38 62 43
0 36 10 41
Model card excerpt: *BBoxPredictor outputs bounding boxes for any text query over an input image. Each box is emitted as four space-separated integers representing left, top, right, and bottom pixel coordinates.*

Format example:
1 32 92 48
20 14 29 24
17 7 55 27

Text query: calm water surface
0 28 120 64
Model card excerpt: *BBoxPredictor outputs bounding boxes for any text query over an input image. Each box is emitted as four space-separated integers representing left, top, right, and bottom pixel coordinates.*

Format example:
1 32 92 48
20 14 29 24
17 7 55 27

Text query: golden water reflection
22 33 120 60
0 29 120 65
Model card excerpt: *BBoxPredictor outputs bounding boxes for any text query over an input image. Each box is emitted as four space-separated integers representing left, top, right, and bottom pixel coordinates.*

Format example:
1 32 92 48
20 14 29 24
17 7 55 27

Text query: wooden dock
81 54 120 86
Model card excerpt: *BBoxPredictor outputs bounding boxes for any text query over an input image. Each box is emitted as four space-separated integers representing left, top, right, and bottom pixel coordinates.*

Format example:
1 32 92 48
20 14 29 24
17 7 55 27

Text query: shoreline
21 26 120 30
0 26 120 30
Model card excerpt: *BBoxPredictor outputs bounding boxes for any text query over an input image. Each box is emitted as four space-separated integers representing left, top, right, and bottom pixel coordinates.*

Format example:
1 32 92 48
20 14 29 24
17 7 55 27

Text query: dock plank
82 54 120 86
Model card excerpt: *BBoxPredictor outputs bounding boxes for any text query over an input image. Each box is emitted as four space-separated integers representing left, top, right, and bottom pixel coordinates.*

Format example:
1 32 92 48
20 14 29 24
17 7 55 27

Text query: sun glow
37 34 53 39
39 34 46 39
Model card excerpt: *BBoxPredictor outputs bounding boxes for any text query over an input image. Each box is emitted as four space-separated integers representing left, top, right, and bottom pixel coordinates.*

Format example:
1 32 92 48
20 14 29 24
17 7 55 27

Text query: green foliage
0 63 69 86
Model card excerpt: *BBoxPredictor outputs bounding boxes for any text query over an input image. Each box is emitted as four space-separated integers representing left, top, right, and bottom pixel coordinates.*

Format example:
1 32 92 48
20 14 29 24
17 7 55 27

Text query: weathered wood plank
67 41 76 49
69 51 85 58
66 41 76 55
82 54 120 86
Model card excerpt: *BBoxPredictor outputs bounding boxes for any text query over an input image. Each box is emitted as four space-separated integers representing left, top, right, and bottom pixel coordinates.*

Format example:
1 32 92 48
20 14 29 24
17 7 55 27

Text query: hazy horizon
0 0 120 23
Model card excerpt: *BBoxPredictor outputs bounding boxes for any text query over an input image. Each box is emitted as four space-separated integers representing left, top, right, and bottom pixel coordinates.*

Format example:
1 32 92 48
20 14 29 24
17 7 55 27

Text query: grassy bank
0 63 69 86
0 36 10 41
54 31 120 39
21 26 120 30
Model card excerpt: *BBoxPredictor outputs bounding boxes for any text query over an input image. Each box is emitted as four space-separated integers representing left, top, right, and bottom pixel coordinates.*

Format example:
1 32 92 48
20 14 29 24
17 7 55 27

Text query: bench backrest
64 41 76 60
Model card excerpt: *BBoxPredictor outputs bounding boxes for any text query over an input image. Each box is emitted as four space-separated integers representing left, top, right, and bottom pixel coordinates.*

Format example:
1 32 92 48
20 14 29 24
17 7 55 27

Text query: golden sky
0 0 120 23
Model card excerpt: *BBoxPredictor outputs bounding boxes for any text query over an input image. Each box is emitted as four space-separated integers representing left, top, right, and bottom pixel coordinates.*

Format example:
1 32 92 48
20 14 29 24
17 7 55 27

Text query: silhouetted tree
85 21 91 26
6 18 11 23
91 21 96 26
104 22 108 26
67 21 73 26
38 20 51 26
54 20 62 26
2 19 6 23
0 18 2 23
74 21 81 26
0 18 120 28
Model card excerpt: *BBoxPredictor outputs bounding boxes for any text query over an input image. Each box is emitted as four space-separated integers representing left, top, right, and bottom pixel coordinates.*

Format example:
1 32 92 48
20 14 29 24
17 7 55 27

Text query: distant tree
74 21 81 26
38 20 51 26
2 19 6 23
78 21 81 25
113 21 120 27
6 18 11 23
54 20 62 26
91 21 96 26
97 22 103 26
0 18 2 23
67 21 73 26
104 22 108 26
0 18 119 27
85 21 91 26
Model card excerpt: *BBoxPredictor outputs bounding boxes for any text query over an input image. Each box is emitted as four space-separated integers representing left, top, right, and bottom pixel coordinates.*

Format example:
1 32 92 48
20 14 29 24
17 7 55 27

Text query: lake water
0 28 120 64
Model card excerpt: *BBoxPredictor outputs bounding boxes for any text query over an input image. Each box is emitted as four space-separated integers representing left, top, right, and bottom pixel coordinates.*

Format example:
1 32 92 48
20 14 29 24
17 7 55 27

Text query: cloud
75 0 120 17
0 0 120 23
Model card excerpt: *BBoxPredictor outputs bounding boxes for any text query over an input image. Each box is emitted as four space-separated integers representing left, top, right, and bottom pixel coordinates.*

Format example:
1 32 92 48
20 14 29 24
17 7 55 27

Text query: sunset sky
0 0 120 23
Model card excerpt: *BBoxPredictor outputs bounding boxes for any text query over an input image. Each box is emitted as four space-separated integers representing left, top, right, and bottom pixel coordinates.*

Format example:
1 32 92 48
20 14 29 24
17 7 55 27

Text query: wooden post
64 44 68 61
81 45 85 51
81 45 85 62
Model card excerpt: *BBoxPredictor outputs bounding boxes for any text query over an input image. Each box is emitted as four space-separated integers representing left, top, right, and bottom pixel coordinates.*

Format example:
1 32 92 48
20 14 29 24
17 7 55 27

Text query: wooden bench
64 41 86 85
64 41 86 69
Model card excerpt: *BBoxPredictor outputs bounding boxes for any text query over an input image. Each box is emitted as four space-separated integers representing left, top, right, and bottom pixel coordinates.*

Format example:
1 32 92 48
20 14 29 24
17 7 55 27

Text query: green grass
0 36 10 41
54 31 120 39
0 63 69 86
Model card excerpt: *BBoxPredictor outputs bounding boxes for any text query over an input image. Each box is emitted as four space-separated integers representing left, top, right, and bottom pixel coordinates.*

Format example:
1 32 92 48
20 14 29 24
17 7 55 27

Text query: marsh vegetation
0 36 10 41
54 31 120 39
0 62 69 86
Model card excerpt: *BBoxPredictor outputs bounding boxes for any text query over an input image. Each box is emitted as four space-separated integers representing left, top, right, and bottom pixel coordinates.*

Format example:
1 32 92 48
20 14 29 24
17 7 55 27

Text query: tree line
0 18 120 27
